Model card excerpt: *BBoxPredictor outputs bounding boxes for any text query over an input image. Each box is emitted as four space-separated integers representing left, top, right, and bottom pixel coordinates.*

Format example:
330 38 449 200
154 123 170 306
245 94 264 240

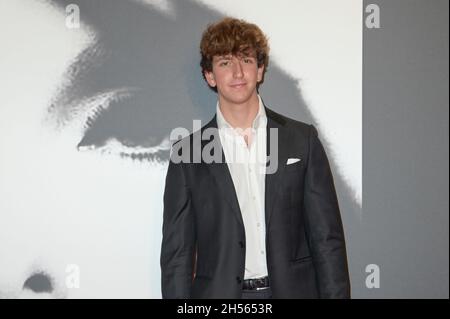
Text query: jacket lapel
202 116 244 228
264 107 289 228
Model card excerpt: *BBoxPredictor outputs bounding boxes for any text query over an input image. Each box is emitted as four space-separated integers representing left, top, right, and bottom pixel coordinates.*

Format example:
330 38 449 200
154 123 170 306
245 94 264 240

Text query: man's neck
218 93 260 130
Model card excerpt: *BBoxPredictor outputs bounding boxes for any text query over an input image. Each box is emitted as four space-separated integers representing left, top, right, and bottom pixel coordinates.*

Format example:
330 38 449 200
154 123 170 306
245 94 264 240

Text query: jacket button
238 241 244 248
236 276 242 284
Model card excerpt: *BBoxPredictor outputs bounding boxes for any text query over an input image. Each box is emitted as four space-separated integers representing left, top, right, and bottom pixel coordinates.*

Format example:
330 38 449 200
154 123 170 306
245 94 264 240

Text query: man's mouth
230 82 247 88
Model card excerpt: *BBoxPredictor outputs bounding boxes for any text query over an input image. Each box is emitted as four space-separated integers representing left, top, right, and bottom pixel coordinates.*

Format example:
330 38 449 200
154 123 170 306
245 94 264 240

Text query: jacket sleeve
160 159 196 299
303 124 351 298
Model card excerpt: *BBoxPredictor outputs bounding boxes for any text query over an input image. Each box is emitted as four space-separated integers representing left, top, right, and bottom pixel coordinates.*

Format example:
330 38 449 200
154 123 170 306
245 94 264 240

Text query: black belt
242 276 270 290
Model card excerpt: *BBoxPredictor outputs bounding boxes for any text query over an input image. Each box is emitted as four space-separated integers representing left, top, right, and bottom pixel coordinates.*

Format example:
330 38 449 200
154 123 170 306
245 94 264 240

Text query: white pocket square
287 158 301 165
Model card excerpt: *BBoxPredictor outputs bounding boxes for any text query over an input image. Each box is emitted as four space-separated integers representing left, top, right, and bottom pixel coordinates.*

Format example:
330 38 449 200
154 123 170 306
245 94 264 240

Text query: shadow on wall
43 0 361 295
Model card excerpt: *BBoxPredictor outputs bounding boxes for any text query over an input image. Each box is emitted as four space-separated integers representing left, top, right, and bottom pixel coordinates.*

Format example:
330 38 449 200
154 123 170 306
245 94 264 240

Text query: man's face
204 51 264 106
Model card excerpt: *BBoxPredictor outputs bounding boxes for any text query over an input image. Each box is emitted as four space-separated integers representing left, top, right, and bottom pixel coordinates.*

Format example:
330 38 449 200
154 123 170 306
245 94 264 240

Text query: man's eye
219 61 229 66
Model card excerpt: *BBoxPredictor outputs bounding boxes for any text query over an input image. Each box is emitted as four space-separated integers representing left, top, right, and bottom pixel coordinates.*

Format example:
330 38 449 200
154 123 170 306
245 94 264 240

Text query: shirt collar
216 95 267 135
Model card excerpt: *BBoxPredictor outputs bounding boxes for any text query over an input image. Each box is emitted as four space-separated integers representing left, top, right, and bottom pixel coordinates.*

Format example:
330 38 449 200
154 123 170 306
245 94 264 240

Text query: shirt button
257 223 261 227
236 276 242 284
239 241 244 248
260 251 265 255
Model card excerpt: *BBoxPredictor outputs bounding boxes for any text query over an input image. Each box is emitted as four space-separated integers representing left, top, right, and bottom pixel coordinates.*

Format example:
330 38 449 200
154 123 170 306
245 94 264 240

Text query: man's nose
232 60 244 78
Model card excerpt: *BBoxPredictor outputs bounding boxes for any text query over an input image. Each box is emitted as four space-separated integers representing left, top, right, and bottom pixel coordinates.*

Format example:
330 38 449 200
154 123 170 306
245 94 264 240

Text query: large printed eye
78 89 171 163
48 86 171 163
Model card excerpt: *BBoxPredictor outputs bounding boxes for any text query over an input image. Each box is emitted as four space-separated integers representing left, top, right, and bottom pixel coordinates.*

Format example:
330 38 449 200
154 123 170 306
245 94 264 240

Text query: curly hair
199 17 270 76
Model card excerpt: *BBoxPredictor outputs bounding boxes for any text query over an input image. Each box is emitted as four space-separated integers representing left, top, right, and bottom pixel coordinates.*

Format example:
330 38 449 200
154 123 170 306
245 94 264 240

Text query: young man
160 17 350 299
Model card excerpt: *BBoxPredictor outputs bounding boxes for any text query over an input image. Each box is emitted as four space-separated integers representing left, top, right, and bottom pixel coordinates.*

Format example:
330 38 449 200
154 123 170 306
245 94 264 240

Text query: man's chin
222 91 256 105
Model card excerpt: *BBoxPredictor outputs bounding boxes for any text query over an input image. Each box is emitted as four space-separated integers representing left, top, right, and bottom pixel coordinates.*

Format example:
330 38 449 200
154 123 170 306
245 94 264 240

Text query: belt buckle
255 277 269 290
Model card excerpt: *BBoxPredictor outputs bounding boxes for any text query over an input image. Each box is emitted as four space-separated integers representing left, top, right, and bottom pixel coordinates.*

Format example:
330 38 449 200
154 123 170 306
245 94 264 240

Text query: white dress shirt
216 95 268 279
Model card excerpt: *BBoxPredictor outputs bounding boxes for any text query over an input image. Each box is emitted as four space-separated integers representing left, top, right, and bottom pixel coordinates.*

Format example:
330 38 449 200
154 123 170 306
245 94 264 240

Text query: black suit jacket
160 107 350 298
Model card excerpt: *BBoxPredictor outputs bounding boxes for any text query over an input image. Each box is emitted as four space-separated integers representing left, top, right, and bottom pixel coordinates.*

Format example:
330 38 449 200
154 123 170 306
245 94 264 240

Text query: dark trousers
241 287 272 299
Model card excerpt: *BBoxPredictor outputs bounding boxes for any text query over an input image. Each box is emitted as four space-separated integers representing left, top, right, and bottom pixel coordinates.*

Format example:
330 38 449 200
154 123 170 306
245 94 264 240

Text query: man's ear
204 71 216 87
257 65 265 83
